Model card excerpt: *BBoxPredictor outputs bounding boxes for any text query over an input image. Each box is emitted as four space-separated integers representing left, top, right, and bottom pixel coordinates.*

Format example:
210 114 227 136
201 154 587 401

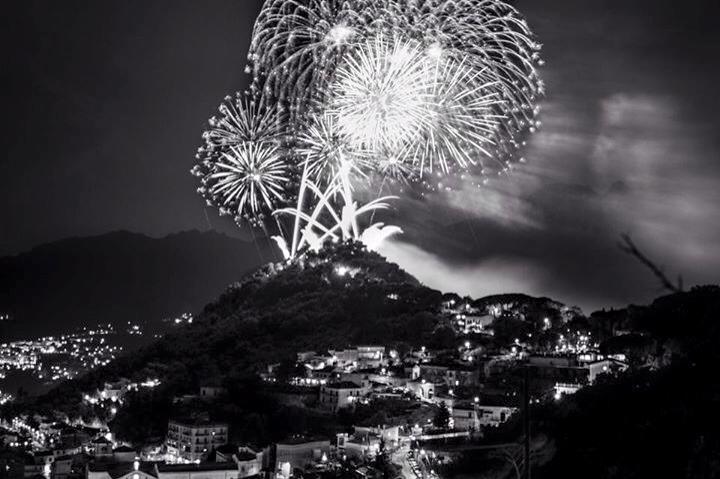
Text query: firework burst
247 0 543 181
201 93 282 155
194 0 544 257
330 37 433 153
201 142 289 223
295 114 372 185
248 0 380 124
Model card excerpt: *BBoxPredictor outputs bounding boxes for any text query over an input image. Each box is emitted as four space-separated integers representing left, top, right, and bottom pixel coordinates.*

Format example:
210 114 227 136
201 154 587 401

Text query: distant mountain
0 230 273 339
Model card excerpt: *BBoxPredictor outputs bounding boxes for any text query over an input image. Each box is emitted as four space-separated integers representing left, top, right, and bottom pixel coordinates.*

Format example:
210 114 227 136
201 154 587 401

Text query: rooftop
156 462 238 472
324 381 362 389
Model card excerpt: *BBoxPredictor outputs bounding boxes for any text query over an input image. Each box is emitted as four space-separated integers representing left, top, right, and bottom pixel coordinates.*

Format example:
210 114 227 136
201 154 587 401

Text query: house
0 430 18 446
25 451 53 478
165 419 228 463
450 402 517 431
476 405 517 427
451 403 480 431
307 365 339 383
339 368 403 389
444 365 480 387
336 432 380 460
406 380 434 401
328 346 386 370
554 382 582 399
87 460 158 479
232 447 263 478
454 314 494 334
214 445 263 478
199 387 226 399
272 439 330 478
90 437 114 458
528 355 628 385
319 382 368 411
51 455 74 479
353 425 399 444
418 364 449 384
59 426 91 449
155 462 241 479
356 346 386 368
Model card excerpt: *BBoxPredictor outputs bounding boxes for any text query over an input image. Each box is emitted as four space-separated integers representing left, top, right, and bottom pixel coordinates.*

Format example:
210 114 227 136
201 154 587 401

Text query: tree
433 402 450 429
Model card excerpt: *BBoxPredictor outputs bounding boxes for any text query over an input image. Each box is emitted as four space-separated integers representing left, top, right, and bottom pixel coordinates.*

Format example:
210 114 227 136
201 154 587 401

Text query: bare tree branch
618 233 683 293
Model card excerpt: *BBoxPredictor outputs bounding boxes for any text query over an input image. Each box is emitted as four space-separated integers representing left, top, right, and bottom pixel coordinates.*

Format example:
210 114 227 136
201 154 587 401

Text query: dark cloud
380 0 720 312
2 0 719 312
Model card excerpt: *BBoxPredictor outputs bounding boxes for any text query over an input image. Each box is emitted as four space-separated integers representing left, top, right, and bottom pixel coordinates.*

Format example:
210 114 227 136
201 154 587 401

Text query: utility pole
523 366 531 479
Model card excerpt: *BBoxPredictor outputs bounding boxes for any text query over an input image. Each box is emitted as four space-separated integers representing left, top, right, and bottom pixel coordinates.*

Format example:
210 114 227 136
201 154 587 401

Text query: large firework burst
194 0 543 257
247 0 543 181
330 37 433 153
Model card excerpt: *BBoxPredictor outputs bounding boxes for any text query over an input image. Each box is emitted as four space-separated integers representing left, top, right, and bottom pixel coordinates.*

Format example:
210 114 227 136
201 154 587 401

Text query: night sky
3 0 719 312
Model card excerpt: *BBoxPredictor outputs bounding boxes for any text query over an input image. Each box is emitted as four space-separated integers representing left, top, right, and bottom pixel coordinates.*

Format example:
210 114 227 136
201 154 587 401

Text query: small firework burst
295 114 374 185
194 140 289 225
202 93 282 153
208 142 288 222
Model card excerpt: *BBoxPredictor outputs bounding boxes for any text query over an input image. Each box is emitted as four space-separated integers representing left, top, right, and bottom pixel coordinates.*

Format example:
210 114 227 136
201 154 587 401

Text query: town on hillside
0 296 636 479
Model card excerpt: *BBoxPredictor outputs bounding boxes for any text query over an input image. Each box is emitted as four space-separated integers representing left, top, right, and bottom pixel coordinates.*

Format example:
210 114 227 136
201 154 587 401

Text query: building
215 446 263 478
451 404 480 431
528 355 628 385
337 425 400 459
444 365 480 387
273 439 330 478
155 462 242 479
476 405 517 427
166 419 228 463
418 364 449 384
327 346 386 370
451 402 517 431
51 455 75 479
90 437 114 458
406 380 434 401
87 461 158 479
199 387 226 399
319 382 368 411
554 382 582 399
454 314 494 334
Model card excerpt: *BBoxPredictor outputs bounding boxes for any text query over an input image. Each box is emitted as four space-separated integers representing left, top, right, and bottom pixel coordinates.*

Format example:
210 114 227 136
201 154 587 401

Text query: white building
87 461 157 479
451 403 517 430
155 462 242 479
273 439 330 478
319 382 368 411
166 419 228 463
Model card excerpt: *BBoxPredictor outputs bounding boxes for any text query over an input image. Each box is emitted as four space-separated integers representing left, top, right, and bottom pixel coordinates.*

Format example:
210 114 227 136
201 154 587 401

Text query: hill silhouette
0 230 272 339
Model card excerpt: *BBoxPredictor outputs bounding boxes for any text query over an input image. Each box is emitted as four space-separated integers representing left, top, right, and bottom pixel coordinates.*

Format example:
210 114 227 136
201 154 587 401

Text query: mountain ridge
0 230 272 339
